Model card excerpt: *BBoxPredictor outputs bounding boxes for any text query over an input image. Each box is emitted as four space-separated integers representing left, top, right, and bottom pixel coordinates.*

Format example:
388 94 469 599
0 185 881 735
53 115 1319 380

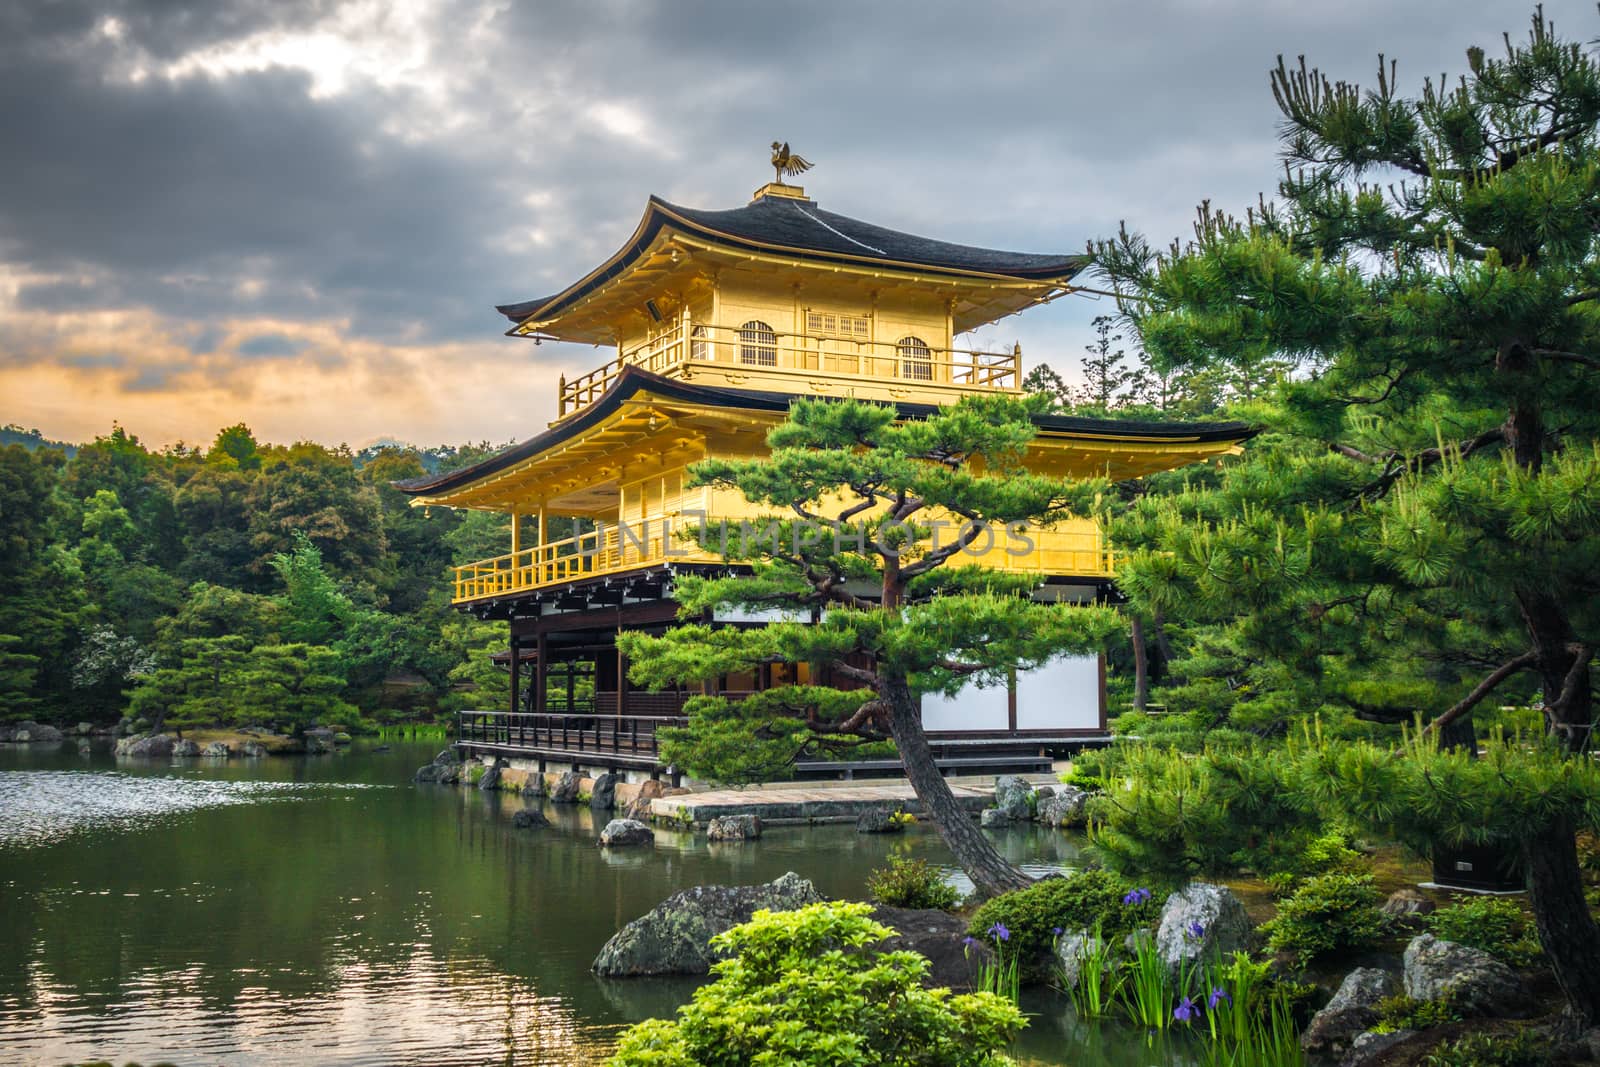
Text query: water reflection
0 743 1157 1066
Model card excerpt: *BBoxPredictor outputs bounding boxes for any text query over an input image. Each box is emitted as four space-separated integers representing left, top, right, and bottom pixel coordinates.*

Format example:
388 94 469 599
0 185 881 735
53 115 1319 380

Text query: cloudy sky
1 0 1588 449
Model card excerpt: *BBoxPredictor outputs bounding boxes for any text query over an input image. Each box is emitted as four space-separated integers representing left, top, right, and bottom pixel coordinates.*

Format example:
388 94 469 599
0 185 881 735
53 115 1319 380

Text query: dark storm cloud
2 0 1597 378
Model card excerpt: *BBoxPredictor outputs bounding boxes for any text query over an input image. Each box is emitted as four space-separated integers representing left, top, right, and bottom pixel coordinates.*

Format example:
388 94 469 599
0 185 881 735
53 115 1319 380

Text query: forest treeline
0 422 514 730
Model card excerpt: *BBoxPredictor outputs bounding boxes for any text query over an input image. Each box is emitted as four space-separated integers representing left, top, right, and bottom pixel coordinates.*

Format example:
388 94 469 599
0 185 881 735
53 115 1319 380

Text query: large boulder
599 819 655 848
592 872 823 976
707 814 762 841
993 775 1034 820
414 747 460 783
549 770 583 804
171 738 201 757
1340 1029 1414 1067
1402 934 1536 1018
590 772 619 812
1155 883 1253 972
201 741 230 758
521 772 547 799
116 733 175 758
241 740 269 759
1301 967 1400 1057
855 808 905 834
1036 786 1091 829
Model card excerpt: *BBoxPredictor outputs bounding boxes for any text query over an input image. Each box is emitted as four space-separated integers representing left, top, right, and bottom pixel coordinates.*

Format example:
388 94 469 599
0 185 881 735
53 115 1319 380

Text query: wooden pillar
508 636 521 717
535 632 548 716
566 660 576 711
510 511 520 556
617 634 629 718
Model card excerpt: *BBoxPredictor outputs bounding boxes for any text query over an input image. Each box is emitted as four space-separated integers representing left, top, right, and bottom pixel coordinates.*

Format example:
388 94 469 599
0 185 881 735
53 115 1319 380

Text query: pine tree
1073 315 1140 411
1096 9 1600 1018
620 395 1118 896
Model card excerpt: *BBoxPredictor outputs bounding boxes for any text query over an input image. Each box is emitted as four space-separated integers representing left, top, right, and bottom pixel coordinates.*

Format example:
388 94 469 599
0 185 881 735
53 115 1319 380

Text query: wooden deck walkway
649 777 1052 826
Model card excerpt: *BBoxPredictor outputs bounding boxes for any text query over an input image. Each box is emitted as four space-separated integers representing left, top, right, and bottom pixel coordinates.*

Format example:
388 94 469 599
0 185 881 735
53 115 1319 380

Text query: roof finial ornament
770 141 813 185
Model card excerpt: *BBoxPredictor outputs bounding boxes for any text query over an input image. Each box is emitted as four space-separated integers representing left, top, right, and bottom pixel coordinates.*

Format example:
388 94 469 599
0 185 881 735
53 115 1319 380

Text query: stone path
650 781 998 825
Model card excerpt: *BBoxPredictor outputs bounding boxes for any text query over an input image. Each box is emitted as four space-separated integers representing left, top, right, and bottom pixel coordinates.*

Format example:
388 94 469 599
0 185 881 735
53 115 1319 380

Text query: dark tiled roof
495 195 1091 325
393 367 1255 496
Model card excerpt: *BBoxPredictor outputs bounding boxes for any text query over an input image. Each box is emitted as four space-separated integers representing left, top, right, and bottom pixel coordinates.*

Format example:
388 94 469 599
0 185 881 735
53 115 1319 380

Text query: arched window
690 324 709 361
739 320 778 366
898 335 933 381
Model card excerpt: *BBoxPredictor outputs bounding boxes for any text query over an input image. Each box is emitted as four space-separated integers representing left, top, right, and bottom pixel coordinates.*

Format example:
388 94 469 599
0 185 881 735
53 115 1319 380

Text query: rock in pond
241 740 269 759
1035 786 1091 828
992 774 1033 820
1155 883 1253 972
1301 967 1399 1057
868 905 993 990
116 733 175 758
592 872 823 976
549 770 583 804
979 808 1017 829
706 814 762 841
589 772 619 812
478 758 506 791
1055 929 1114 990
3 720 65 744
413 747 460 782
855 808 905 834
1402 933 1535 1018
598 819 655 848
621 778 664 820
522 773 547 798
511 809 549 830
201 741 230 758
171 738 201 757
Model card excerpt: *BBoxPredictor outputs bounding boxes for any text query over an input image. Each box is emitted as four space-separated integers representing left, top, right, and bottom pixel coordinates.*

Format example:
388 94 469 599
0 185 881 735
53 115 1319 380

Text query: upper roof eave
494 194 1092 331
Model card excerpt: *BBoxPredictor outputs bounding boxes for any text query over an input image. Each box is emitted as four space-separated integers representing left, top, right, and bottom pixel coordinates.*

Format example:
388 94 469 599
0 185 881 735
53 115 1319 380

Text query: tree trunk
881 675 1032 898
1130 613 1150 712
1524 821 1600 1025
1151 611 1173 678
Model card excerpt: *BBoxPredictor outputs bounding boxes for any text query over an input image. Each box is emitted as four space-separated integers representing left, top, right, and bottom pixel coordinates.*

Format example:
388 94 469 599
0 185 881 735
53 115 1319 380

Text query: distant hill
1 424 77 456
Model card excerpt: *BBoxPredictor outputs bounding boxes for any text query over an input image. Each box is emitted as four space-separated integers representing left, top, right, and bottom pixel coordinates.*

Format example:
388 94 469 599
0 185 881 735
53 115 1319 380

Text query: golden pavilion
397 175 1251 780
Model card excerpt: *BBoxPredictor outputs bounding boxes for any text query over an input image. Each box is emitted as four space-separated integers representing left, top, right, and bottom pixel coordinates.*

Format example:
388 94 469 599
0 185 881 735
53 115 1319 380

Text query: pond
0 739 1205 1066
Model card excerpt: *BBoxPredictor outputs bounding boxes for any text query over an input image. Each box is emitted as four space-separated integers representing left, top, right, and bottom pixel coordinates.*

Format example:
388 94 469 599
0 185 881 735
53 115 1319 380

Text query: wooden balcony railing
451 514 718 602
457 710 687 758
558 321 1022 417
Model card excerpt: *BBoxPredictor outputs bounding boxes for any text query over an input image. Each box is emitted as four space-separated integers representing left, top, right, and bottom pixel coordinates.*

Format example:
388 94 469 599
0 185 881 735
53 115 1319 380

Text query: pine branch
1532 348 1600 370
1425 651 1538 736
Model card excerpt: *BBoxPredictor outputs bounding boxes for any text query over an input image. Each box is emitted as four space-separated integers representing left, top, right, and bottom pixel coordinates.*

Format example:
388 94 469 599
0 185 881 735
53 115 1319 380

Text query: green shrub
1374 994 1461 1033
966 870 1157 976
607 901 1023 1067
1262 873 1384 961
1422 1028 1547 1067
866 858 960 911
1427 898 1541 967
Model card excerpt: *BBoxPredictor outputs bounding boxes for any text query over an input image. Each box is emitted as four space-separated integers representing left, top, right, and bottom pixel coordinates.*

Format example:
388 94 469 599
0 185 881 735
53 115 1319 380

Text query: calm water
0 740 1193 1066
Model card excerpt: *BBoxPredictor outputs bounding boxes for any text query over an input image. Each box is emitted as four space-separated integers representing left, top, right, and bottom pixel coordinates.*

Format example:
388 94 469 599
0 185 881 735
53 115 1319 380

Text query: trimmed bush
607 901 1023 1066
865 858 960 911
966 869 1157 976
1426 898 1541 968
1262 872 1384 961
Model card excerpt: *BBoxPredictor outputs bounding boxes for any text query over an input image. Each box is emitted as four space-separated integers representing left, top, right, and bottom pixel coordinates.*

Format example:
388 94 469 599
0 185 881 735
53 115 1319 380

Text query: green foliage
607 901 1024 1067
1262 873 1384 962
1422 1028 1548 1067
966 870 1155 975
1426 899 1542 968
1374 994 1461 1034
865 858 960 911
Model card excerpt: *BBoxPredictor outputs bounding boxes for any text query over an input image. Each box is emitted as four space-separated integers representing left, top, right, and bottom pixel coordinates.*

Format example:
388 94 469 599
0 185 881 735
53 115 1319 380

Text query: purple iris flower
987 922 1011 942
1208 987 1231 1010
1186 921 1206 940
962 935 977 948
1051 927 1064 937
1122 887 1152 906
1173 996 1199 1023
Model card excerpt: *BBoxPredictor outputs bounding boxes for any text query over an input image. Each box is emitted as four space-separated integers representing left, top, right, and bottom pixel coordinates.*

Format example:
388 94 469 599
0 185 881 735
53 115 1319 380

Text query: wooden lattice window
804 310 870 340
898 335 933 381
739 320 777 366
690 324 709 361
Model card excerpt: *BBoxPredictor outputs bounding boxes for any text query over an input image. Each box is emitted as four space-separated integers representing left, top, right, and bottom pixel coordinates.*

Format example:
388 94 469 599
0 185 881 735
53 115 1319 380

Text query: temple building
397 175 1251 781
